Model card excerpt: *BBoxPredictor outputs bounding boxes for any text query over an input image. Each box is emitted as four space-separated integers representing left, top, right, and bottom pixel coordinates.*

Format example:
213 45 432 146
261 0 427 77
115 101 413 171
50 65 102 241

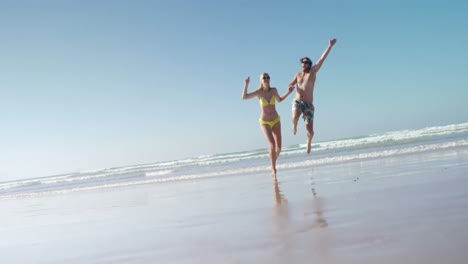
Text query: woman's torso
258 89 279 121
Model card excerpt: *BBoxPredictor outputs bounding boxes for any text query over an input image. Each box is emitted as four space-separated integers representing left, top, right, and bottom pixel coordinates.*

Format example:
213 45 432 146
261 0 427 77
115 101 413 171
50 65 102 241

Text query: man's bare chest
298 73 316 88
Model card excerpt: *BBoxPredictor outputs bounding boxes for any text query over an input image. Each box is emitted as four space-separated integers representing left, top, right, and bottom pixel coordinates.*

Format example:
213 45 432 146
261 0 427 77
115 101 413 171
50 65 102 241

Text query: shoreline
1 146 468 263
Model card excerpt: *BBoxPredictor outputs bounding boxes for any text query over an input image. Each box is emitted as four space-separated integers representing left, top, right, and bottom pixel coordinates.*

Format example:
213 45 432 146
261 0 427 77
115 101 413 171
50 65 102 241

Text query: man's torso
295 69 317 102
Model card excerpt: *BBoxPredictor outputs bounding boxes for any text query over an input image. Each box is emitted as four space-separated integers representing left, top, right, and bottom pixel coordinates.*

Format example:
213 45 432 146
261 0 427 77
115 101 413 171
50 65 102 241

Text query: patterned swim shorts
292 99 314 122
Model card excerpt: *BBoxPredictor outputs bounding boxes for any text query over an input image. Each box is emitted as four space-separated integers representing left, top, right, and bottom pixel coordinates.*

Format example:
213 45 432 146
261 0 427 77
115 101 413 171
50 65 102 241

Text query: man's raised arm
313 38 337 73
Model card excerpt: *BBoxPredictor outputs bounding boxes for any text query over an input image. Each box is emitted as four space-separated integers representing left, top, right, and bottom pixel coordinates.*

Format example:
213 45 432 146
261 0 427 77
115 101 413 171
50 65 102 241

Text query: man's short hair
300 57 312 64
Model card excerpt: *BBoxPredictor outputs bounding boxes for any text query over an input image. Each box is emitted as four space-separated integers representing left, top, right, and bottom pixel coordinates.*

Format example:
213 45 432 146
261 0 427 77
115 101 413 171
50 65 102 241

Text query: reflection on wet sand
270 175 330 262
271 175 291 259
310 177 328 228
271 175 328 229
272 176 287 206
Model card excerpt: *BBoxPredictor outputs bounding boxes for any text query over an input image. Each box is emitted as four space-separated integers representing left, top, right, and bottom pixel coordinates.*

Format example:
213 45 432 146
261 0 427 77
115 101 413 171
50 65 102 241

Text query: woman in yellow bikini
242 73 295 176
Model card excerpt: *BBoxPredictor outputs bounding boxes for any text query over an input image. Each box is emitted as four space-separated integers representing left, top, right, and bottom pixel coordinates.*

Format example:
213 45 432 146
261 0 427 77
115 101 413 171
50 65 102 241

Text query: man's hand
329 38 337 46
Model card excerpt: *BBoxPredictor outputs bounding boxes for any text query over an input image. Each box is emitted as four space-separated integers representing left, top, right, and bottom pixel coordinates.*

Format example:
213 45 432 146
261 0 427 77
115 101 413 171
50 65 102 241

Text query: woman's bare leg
272 121 282 162
260 124 277 176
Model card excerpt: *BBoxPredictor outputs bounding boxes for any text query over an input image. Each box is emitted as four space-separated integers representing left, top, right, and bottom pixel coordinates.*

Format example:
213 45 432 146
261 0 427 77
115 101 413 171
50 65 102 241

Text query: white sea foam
2 138 466 200
281 139 468 169
1 123 467 198
145 170 174 177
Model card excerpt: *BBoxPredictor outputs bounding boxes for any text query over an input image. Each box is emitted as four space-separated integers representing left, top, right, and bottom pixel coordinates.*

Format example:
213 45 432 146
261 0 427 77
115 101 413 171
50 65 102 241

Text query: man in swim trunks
289 38 337 153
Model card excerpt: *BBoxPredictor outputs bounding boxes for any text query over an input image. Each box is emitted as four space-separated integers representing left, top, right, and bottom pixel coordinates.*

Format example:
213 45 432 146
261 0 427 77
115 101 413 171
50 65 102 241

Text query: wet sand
1 147 468 264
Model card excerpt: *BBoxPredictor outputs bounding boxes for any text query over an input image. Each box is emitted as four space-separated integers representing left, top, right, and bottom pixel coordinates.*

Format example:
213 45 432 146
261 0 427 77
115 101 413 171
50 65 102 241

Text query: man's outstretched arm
313 38 337 73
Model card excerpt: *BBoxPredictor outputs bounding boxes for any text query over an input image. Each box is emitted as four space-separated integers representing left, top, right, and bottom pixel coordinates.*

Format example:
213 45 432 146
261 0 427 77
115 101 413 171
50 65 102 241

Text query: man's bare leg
292 110 301 135
306 122 314 154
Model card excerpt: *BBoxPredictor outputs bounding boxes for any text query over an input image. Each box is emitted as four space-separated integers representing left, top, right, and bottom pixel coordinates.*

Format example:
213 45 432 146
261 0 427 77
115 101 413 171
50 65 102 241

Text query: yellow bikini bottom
259 116 280 128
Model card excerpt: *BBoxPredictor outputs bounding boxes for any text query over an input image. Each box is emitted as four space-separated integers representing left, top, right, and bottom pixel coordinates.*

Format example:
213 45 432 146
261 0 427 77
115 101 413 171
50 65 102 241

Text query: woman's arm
274 86 295 103
242 76 259 100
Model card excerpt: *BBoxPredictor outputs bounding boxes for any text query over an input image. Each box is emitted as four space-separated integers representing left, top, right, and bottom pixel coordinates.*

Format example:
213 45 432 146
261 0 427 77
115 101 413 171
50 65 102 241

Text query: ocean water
1 123 468 199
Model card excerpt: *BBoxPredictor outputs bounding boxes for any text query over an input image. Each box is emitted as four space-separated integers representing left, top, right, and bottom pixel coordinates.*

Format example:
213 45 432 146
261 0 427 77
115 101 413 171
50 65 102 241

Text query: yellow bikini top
259 96 276 106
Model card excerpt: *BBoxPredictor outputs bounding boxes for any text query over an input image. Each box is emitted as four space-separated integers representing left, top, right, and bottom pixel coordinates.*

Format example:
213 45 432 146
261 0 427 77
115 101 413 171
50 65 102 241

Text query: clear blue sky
1 0 467 180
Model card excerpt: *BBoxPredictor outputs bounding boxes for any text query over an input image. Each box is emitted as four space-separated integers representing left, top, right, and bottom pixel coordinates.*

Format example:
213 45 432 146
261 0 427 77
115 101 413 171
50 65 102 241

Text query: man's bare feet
292 125 297 135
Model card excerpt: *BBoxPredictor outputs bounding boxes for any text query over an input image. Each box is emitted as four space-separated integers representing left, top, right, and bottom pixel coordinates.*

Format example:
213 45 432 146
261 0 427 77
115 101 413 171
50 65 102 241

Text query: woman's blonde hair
259 72 270 90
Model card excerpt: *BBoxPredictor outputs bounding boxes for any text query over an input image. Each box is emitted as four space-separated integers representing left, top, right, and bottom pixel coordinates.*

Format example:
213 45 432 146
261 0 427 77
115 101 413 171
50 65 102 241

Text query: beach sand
2 146 468 264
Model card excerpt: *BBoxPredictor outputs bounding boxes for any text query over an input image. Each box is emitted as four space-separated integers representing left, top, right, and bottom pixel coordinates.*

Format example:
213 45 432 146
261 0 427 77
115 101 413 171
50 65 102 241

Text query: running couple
242 38 337 176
